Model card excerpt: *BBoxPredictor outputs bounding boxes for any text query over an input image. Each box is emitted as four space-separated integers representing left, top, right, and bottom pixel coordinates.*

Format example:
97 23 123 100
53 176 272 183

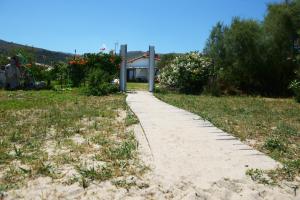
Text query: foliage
203 22 228 71
159 52 212 93
51 61 70 88
86 69 118 96
157 53 178 70
263 136 287 152
68 57 87 87
289 79 300 102
203 0 300 96
0 54 9 66
67 53 121 95
29 64 51 83
246 169 272 185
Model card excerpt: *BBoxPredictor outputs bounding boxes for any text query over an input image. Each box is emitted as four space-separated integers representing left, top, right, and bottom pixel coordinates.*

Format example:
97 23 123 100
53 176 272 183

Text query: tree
223 18 265 93
263 2 298 95
202 0 300 96
52 62 69 88
203 22 228 70
0 54 9 66
68 58 86 87
157 53 178 70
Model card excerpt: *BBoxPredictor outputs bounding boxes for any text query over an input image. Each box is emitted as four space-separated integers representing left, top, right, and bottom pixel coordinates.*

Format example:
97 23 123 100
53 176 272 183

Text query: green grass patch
127 82 148 91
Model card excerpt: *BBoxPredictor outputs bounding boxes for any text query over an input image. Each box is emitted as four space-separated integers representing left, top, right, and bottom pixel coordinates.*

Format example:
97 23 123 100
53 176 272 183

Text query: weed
263 136 287 152
125 109 139 127
246 168 273 185
92 134 110 146
80 176 90 189
103 138 137 161
112 179 137 190
268 160 300 182
35 161 55 177
10 131 22 143
77 165 113 181
13 145 23 158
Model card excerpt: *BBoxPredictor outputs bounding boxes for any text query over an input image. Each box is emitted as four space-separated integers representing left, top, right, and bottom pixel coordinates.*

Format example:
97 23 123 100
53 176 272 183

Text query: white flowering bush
158 52 212 93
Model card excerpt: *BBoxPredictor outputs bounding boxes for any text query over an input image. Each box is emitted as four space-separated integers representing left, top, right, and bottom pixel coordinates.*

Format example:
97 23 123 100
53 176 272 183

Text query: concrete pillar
149 46 155 92
120 44 127 92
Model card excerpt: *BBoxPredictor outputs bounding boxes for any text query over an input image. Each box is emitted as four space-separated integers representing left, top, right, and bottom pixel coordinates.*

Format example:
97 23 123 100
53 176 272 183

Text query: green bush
86 69 118 96
158 52 212 93
289 80 300 102
263 136 287 152
67 53 121 90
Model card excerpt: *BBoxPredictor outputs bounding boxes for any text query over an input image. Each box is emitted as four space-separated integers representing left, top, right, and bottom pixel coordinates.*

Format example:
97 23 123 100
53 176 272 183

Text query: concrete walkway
126 91 279 189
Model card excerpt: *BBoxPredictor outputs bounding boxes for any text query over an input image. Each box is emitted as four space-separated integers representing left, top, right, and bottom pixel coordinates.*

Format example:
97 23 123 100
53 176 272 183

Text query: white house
127 53 160 82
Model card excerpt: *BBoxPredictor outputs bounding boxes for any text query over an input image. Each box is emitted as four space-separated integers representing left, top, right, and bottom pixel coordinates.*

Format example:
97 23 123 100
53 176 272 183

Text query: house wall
135 68 148 81
127 57 158 82
128 58 149 68
127 58 158 69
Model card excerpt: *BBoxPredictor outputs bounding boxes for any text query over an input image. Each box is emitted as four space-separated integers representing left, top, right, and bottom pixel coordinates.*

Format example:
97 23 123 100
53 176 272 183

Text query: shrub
68 53 121 89
263 136 287 152
289 80 300 102
68 58 86 87
86 69 118 96
158 52 212 93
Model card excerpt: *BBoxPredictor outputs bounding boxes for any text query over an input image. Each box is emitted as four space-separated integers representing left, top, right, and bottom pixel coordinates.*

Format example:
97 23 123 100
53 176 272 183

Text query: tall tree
203 22 228 70
263 1 298 95
224 18 264 93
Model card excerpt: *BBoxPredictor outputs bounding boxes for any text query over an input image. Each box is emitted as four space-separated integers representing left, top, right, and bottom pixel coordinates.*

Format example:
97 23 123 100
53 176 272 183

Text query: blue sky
0 0 280 54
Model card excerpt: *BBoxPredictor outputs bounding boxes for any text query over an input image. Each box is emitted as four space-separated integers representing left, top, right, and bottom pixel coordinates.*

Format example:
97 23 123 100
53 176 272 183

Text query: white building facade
127 53 160 82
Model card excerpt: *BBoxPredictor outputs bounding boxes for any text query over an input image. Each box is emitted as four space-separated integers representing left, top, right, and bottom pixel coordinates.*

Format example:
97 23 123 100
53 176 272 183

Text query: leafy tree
263 2 298 95
68 58 86 87
52 62 69 88
203 22 229 95
203 22 228 70
157 53 178 70
202 0 300 96
224 18 265 93
0 54 9 66
83 52 121 95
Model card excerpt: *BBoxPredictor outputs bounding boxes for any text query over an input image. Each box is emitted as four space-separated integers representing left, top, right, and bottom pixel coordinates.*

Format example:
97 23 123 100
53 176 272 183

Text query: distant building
127 53 160 82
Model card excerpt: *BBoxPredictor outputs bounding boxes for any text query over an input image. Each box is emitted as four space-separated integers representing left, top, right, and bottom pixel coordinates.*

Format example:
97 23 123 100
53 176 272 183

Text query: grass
127 82 148 91
155 91 300 182
0 89 145 193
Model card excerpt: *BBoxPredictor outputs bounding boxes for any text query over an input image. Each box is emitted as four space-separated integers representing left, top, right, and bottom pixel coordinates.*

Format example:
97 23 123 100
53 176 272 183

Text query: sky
0 0 280 54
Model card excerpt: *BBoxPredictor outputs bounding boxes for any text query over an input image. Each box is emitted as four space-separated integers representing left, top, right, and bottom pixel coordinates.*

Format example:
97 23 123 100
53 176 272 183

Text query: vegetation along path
127 91 298 199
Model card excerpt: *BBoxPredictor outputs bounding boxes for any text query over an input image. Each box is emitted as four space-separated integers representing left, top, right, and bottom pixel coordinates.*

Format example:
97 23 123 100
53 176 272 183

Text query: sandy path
127 91 298 199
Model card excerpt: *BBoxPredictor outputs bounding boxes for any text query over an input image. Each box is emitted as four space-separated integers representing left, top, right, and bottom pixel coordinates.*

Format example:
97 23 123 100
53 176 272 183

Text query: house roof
128 53 160 63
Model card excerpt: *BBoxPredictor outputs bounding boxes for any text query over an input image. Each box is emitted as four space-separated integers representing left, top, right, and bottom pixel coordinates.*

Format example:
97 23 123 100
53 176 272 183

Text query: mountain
0 39 166 65
0 39 72 65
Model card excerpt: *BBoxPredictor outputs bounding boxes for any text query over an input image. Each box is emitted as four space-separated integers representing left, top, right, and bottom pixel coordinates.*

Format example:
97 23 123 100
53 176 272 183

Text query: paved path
127 91 279 189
